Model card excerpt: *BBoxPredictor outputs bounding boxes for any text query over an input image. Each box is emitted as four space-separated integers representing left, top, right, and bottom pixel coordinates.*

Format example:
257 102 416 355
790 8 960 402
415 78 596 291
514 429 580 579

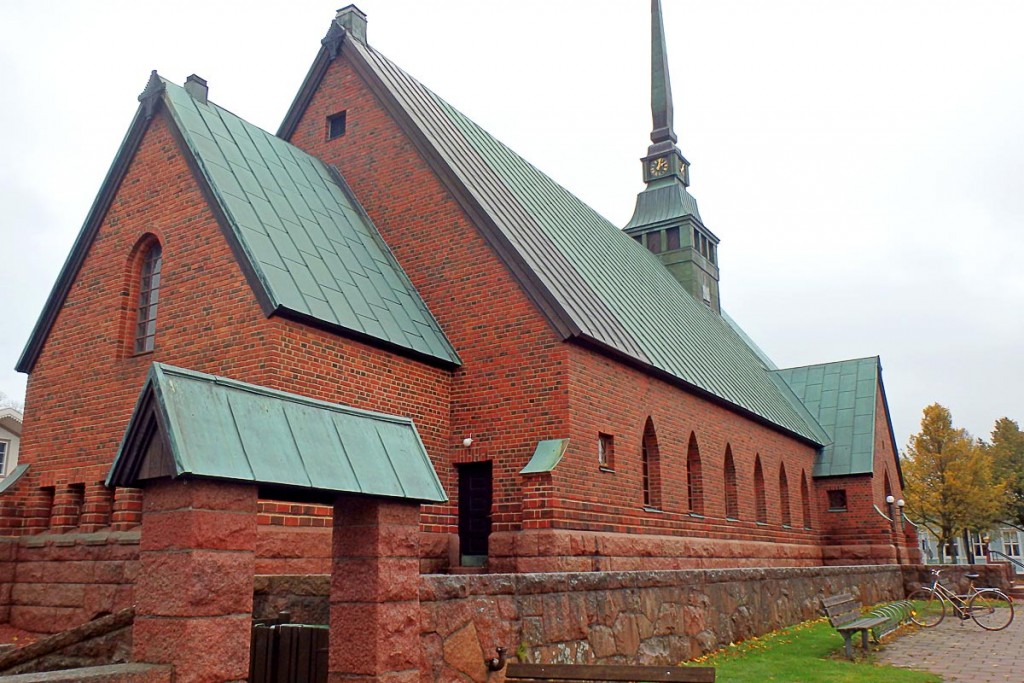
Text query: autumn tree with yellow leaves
902 404 1006 563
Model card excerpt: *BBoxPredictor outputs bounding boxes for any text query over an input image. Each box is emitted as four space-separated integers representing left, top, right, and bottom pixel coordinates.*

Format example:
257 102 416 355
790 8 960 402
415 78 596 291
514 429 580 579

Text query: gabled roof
17 73 459 373
774 356 900 479
0 408 22 437
279 25 827 445
107 363 446 503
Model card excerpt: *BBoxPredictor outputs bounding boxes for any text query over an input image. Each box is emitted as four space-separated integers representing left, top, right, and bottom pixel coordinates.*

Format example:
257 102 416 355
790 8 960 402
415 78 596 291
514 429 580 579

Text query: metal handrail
873 505 892 522
988 549 1024 572
901 512 920 529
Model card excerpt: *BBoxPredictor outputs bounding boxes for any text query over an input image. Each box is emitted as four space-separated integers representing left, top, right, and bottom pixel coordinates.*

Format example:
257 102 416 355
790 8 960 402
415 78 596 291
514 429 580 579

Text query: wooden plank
506 663 715 682
820 593 855 608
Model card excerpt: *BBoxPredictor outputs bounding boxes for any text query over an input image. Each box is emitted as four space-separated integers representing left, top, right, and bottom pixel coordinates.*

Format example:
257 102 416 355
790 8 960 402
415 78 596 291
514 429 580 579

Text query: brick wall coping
0 663 172 682
253 565 904 606
16 531 140 549
419 565 901 601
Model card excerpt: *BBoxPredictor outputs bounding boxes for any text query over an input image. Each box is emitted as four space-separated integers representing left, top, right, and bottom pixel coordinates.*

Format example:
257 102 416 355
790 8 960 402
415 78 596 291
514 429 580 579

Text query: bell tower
624 0 721 313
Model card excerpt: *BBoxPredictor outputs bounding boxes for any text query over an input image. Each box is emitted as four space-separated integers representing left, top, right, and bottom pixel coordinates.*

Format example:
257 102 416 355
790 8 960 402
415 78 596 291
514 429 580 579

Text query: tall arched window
753 455 767 524
724 445 738 520
686 432 704 515
800 470 812 529
641 418 662 509
779 463 791 527
134 242 162 354
884 471 893 503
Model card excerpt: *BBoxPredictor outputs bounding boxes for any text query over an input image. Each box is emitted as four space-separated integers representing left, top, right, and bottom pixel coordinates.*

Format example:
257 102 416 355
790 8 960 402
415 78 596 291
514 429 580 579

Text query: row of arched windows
638 418 812 529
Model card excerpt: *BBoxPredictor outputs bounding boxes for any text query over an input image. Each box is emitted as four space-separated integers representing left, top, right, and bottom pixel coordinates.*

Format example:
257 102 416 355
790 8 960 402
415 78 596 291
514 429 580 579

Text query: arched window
724 445 738 520
753 455 767 524
686 432 703 515
641 418 662 509
134 242 162 353
884 471 893 503
800 470 811 529
779 463 791 527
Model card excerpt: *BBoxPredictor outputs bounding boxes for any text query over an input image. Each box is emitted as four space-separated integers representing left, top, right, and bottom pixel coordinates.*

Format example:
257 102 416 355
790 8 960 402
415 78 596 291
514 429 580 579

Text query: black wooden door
457 461 492 564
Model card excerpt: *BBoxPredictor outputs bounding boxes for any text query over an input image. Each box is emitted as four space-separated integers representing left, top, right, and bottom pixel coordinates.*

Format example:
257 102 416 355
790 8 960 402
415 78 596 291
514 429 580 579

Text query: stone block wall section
259 565 907 681
0 533 138 633
132 479 257 683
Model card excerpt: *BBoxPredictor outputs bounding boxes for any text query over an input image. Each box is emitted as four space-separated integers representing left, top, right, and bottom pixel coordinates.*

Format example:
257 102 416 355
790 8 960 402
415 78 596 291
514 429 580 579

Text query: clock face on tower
648 156 670 177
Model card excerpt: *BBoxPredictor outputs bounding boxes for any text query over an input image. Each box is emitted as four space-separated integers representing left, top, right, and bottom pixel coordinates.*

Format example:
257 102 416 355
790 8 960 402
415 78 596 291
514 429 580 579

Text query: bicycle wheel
907 588 945 627
968 589 1014 631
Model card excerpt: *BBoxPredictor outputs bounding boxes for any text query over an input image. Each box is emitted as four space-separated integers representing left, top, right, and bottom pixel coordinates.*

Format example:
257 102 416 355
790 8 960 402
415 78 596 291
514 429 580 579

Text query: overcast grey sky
1 1 1021 447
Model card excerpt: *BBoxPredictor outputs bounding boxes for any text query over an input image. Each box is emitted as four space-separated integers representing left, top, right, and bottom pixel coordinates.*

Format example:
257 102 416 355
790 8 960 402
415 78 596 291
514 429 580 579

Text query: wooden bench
506 663 715 682
821 593 889 659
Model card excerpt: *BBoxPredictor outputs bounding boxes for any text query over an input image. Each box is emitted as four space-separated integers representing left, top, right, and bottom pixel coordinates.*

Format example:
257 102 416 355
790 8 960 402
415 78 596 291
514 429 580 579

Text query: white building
0 408 22 478
917 523 1024 574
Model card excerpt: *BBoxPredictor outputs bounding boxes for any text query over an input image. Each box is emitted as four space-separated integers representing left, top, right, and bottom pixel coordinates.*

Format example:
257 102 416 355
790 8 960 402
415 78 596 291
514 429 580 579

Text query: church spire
650 0 677 150
625 1 722 314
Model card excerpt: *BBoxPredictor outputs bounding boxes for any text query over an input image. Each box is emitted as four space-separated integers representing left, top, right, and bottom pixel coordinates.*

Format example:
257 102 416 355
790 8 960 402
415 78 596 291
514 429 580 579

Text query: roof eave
273 306 460 370
276 31 582 343
17 104 157 374
573 335 825 449
278 42 336 140
875 359 905 486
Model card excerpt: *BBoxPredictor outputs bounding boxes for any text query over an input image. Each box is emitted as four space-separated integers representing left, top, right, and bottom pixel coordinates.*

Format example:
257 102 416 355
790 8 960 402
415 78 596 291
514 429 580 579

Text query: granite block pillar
329 495 421 683
132 478 257 683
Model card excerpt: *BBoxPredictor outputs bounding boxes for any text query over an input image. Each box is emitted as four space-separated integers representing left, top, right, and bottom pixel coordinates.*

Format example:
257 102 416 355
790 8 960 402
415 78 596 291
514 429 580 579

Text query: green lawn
686 618 941 683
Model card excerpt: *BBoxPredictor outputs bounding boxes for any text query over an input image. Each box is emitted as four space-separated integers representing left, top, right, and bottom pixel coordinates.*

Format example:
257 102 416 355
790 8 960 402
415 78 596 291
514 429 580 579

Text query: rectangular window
665 226 680 251
972 532 985 559
327 111 347 139
0 441 7 476
827 489 847 511
598 433 614 470
1003 529 1021 557
646 231 662 254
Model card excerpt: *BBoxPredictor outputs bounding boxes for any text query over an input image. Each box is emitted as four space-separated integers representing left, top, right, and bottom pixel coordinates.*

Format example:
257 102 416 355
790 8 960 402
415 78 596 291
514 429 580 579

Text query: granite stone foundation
257 564 908 680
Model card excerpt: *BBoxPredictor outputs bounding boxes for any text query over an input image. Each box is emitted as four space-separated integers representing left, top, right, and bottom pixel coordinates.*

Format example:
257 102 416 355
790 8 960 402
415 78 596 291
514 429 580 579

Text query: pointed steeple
625 1 722 313
649 0 677 149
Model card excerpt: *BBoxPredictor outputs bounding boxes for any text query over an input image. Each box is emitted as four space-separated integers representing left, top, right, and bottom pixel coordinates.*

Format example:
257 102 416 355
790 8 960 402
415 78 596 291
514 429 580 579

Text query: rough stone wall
418 566 903 677
2 533 138 633
252 565 903 680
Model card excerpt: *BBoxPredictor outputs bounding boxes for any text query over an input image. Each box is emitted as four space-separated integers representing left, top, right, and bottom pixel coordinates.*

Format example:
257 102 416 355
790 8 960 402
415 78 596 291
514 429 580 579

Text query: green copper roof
107 363 446 502
520 439 570 475
624 181 703 228
774 357 881 477
334 39 825 444
157 78 458 367
15 72 459 374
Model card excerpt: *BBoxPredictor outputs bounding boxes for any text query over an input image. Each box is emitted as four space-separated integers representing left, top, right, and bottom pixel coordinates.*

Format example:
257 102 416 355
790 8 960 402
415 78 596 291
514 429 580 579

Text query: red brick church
3 0 915 641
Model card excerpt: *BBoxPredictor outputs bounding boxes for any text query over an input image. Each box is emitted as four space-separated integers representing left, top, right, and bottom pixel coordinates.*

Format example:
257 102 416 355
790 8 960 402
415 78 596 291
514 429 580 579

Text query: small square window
327 111 347 140
827 489 847 511
598 433 614 470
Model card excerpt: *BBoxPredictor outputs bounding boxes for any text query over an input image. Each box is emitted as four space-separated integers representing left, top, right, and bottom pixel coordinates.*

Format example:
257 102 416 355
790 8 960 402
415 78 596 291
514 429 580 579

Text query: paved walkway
878 611 1024 682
